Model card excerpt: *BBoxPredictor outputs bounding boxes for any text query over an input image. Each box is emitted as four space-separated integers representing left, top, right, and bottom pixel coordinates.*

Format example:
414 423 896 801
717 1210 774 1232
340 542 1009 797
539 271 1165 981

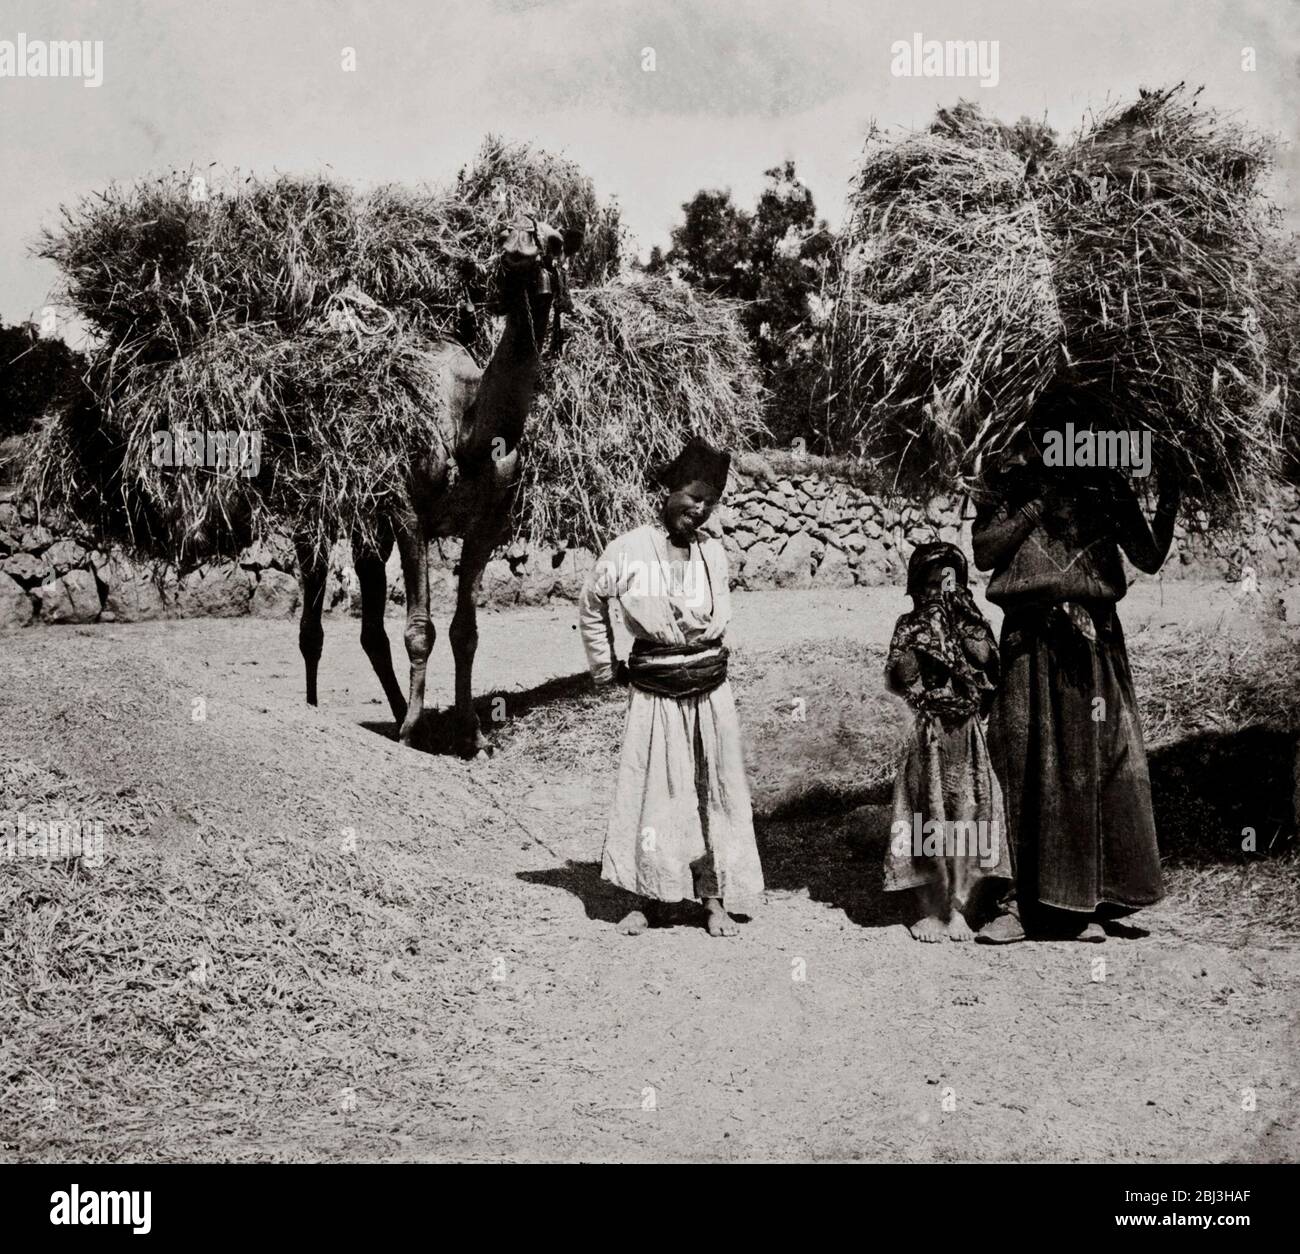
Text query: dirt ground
2 582 1297 1162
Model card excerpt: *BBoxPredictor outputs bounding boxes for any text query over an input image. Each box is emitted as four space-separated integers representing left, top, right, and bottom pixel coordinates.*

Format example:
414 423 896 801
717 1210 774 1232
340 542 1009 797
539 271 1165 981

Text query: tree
650 162 836 446
0 320 86 438
647 188 754 299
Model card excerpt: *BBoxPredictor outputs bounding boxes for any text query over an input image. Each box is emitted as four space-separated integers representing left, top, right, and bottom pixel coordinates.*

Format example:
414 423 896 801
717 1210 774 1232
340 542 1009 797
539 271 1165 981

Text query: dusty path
2 584 1296 1161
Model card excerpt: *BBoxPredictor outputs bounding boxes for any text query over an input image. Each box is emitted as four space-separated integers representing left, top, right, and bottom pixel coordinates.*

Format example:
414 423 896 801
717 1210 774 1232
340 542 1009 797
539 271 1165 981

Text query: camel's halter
505 216 570 357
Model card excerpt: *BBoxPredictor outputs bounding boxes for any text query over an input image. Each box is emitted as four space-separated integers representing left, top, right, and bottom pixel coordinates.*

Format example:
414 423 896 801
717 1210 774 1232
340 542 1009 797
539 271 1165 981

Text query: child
883 542 1011 941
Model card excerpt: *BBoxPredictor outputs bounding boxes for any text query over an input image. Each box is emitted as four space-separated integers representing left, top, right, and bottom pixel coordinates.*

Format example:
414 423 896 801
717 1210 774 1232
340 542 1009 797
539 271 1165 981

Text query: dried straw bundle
1039 86 1289 522
26 141 757 560
522 276 765 548
825 87 1297 524
25 307 454 560
823 129 1061 494
357 135 621 350
41 175 363 353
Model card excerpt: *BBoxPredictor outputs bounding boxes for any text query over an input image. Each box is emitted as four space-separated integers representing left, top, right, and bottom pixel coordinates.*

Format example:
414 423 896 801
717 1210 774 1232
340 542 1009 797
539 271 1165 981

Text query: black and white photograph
1 0 1297 1208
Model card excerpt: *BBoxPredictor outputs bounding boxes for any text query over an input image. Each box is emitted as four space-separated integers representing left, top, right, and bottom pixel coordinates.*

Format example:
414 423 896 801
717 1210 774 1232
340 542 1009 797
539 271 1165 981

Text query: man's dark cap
654 435 731 498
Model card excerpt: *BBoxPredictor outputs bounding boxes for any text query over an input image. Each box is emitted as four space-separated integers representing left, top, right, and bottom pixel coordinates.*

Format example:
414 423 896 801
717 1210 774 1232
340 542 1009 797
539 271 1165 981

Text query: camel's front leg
452 496 517 758
394 520 434 747
449 523 500 759
295 536 330 707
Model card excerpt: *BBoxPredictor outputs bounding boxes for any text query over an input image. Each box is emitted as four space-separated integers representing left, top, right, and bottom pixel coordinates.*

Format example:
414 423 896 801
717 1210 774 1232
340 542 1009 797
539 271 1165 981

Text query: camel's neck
474 293 549 450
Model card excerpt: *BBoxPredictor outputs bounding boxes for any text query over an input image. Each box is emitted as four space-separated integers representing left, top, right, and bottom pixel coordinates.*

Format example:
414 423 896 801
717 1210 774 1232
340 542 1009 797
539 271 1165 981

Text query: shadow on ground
362 671 596 756
1150 725 1297 863
518 861 744 931
518 793 908 932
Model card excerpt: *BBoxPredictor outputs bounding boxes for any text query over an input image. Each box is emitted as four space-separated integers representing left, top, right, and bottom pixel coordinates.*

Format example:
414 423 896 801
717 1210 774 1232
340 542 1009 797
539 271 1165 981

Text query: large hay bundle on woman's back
826 86 1297 524
523 276 764 548
1038 87 1290 521
823 128 1060 493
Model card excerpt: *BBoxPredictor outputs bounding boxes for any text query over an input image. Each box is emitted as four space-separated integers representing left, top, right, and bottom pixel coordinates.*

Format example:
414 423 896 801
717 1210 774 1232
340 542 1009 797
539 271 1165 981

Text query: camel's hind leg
394 519 434 747
295 537 329 707
353 527 407 727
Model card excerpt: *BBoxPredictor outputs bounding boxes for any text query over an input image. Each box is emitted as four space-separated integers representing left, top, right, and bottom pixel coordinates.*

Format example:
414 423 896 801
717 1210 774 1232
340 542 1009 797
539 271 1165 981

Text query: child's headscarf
906 541 968 600
888 541 999 719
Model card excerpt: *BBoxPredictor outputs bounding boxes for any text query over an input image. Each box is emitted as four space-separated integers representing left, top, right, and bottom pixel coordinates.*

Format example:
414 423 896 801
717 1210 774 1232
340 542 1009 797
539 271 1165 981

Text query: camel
295 215 582 756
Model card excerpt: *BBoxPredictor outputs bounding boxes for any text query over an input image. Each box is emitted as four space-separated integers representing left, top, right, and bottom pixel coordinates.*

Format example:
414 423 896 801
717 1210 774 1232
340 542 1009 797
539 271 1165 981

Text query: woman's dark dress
973 469 1177 917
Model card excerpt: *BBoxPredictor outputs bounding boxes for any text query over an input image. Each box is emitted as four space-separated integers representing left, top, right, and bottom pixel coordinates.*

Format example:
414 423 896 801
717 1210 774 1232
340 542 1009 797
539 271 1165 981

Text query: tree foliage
0 321 86 439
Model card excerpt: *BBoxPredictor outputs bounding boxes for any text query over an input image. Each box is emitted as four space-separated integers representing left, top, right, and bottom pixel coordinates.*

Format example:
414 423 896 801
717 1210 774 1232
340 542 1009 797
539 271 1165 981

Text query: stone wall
717 456 956 590
4 445 1300 630
717 454 1300 591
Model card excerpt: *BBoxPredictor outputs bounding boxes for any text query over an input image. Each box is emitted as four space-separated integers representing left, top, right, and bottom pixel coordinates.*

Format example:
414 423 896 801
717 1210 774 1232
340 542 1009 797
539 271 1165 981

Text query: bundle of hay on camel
822 85 1299 527
24 138 762 756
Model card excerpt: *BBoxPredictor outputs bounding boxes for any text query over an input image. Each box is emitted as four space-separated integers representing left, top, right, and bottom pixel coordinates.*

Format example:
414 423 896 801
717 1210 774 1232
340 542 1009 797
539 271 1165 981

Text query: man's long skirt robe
578 523 764 912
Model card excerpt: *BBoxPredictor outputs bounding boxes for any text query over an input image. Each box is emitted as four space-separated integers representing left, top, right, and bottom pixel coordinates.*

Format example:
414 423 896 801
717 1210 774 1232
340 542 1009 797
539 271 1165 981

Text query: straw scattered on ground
1 589 1295 1161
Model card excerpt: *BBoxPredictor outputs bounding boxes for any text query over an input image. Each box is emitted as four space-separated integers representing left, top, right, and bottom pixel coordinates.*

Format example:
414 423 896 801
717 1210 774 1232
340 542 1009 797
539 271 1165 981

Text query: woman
972 434 1180 943
578 436 764 937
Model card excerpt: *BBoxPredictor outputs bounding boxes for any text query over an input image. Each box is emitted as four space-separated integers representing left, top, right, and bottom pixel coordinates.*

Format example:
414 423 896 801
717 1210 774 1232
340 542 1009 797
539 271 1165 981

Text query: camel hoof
456 722 492 759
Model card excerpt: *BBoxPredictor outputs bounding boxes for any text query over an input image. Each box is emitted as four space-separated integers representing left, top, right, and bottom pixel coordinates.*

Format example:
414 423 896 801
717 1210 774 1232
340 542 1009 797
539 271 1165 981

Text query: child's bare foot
704 898 740 937
947 912 974 942
616 910 649 936
909 914 947 942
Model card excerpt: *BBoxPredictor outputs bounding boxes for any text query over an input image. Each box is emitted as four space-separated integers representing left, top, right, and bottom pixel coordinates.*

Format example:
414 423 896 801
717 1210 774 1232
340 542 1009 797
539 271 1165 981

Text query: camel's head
494 215 584 352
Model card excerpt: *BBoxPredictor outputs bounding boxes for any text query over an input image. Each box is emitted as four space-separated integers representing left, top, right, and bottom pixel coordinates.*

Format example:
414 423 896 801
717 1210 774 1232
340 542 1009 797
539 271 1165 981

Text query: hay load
526 277 765 546
357 135 622 350
25 139 759 561
826 86 1298 525
40 136 619 355
1040 87 1290 517
824 127 1061 492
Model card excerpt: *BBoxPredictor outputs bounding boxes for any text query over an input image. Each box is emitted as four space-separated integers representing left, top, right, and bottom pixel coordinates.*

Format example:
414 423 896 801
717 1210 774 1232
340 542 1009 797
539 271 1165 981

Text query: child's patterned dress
883 586 1012 908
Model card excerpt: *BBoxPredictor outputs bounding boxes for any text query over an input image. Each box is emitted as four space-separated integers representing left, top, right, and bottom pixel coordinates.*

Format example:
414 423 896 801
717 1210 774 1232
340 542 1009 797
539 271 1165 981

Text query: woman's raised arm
1115 473 1180 575
972 492 1044 571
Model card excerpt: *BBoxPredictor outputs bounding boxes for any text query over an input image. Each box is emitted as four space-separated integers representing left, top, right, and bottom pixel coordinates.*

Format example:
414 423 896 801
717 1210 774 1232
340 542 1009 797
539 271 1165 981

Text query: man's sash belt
628 639 729 699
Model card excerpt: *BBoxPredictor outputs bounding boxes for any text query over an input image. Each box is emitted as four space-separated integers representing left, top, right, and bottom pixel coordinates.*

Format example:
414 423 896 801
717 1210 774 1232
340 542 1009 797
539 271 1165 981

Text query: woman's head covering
654 436 731 498
906 540 969 599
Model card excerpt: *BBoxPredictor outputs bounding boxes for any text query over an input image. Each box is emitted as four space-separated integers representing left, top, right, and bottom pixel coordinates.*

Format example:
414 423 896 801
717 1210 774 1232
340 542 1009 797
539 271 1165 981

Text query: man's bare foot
909 914 947 942
975 913 1026 944
616 910 649 936
1075 921 1106 943
704 899 740 937
948 912 974 942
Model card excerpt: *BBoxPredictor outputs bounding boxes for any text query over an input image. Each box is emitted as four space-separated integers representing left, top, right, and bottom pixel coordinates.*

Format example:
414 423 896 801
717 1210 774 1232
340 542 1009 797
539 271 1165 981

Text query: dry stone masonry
4 451 1300 630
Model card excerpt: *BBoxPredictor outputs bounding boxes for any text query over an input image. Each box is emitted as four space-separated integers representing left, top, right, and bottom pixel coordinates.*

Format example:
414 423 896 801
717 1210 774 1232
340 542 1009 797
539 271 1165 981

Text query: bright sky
2 0 1298 340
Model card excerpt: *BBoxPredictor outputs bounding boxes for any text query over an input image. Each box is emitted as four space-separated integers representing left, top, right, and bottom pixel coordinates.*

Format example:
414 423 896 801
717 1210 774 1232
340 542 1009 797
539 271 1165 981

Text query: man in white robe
578 437 765 937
